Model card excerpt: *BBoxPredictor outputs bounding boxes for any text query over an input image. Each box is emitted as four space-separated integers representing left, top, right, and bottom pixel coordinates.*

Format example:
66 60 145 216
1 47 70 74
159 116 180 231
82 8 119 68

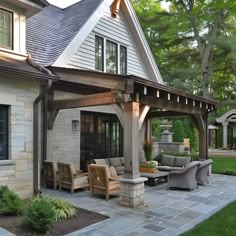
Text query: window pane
95 36 104 71
120 46 127 75
106 40 117 74
0 9 12 49
0 106 8 160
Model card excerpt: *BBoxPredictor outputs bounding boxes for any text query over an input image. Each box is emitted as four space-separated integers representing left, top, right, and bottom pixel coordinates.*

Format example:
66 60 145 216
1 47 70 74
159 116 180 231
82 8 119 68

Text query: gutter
33 79 52 195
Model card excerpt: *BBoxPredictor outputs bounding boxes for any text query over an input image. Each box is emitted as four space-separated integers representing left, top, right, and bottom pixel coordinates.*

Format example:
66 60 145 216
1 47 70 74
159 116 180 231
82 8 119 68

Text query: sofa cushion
174 156 191 167
94 159 107 165
120 157 125 165
158 166 183 172
115 166 124 174
109 157 122 167
161 155 175 167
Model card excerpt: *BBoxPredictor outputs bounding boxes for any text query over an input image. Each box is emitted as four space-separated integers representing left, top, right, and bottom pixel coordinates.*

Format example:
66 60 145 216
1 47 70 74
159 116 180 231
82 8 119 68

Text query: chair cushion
74 175 88 185
110 166 118 177
161 155 175 167
174 157 191 167
109 158 122 167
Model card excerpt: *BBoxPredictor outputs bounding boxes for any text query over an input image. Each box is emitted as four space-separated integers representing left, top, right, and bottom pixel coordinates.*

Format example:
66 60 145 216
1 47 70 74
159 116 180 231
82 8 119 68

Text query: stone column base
119 177 147 208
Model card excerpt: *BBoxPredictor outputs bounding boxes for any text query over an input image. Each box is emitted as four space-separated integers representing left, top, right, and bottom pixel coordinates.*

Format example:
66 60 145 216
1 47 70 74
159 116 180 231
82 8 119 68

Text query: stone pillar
120 102 147 208
222 122 228 148
233 123 236 139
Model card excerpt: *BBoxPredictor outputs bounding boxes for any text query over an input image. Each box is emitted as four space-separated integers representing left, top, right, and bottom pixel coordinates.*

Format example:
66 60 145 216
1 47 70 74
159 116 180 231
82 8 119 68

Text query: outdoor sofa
157 155 191 172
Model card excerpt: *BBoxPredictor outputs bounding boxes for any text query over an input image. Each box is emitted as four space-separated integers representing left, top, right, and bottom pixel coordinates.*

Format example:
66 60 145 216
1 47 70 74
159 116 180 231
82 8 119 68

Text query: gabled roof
26 0 103 66
26 0 163 83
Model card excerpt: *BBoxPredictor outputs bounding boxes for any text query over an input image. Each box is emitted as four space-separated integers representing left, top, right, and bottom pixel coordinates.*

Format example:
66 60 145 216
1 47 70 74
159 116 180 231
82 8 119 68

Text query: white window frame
0 8 13 50
95 35 127 75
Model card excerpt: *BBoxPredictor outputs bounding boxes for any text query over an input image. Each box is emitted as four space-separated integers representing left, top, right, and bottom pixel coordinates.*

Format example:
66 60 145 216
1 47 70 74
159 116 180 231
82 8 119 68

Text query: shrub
42 196 78 222
224 168 236 176
0 186 23 215
23 198 55 233
173 120 185 142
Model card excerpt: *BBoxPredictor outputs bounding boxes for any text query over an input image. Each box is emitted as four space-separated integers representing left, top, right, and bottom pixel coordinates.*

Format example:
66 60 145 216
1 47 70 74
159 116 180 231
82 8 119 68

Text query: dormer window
0 9 13 49
95 35 127 75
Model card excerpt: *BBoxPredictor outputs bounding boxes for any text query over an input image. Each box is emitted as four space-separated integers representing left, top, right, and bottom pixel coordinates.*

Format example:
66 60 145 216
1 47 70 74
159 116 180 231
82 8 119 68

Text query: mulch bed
0 208 109 236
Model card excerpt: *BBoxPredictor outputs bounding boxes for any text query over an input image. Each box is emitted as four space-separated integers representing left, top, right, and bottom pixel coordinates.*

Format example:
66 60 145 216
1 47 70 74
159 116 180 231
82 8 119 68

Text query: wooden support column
120 102 147 208
123 102 140 179
194 113 208 160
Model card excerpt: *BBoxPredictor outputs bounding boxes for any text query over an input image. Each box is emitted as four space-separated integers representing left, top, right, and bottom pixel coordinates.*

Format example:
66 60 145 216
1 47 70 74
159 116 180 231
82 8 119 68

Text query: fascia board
53 0 114 67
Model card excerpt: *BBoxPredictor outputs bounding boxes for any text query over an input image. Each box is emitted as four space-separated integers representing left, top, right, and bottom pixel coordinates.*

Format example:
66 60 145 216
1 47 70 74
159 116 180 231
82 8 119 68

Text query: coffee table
140 171 169 186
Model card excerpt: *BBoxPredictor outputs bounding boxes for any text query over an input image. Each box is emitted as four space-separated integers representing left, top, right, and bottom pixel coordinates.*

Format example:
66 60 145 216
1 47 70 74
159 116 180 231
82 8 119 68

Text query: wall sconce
72 120 80 131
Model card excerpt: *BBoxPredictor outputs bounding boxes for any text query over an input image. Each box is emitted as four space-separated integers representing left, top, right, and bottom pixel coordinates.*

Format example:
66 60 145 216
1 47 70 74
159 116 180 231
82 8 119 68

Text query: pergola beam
48 91 125 110
140 96 205 115
147 111 190 118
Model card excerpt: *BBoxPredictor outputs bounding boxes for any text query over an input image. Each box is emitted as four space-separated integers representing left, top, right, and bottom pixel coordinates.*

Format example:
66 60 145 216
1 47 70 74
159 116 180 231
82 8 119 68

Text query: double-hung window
0 9 13 49
0 106 8 160
95 36 104 71
106 40 117 74
120 45 127 75
95 36 127 75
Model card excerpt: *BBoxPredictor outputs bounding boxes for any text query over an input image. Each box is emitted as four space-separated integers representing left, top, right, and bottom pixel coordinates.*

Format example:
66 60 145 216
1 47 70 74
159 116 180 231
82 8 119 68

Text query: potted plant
139 161 158 173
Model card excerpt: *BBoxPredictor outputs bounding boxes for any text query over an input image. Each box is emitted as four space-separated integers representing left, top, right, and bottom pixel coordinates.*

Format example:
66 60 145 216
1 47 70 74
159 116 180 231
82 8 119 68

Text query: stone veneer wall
0 78 39 198
47 91 119 170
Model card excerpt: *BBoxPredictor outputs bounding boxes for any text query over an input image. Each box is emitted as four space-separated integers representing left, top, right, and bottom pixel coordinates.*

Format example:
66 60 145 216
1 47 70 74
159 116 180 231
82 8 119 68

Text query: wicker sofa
157 155 191 172
93 157 124 175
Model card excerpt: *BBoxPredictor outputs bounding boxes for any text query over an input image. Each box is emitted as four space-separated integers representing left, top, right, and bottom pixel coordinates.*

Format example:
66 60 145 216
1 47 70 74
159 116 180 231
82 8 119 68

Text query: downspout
33 80 52 195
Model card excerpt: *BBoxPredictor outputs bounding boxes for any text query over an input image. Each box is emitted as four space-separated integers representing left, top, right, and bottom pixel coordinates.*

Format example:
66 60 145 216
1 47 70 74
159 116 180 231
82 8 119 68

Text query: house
1 0 217 207
0 0 55 198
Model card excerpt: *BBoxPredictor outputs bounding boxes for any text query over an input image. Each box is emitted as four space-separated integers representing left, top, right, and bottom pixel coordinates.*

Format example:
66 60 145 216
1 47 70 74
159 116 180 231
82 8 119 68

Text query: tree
132 0 236 100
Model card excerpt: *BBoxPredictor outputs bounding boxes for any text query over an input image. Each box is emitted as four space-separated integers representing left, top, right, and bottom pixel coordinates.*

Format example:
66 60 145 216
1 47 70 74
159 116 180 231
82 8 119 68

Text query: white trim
53 0 114 67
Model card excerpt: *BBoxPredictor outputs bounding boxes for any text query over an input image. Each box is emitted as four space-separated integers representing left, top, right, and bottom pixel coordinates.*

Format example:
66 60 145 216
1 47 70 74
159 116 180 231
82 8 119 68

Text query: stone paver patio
1 174 236 236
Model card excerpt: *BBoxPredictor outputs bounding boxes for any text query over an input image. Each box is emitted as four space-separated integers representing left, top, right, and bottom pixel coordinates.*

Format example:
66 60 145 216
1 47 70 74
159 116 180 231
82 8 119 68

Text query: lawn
210 156 236 174
181 201 236 236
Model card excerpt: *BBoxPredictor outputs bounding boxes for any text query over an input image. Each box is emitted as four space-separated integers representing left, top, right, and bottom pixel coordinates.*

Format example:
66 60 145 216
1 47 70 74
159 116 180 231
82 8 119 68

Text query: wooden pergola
35 68 218 207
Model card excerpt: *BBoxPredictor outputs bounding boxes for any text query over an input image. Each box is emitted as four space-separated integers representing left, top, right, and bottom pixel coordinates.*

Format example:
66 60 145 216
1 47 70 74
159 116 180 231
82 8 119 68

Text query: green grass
181 201 236 236
210 156 236 174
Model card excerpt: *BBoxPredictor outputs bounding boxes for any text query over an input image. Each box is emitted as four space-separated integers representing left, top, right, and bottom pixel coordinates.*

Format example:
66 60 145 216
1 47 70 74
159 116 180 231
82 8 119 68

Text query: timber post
120 101 147 208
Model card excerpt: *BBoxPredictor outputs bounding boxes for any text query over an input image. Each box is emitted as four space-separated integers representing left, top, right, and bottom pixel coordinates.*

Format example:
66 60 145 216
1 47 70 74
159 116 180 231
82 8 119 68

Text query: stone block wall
0 78 38 198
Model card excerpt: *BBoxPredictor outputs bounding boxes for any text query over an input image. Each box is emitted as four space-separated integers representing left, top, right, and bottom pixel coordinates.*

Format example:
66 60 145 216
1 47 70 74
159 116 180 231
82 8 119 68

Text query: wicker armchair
168 161 200 191
43 161 58 190
57 162 89 193
88 164 120 201
196 159 213 185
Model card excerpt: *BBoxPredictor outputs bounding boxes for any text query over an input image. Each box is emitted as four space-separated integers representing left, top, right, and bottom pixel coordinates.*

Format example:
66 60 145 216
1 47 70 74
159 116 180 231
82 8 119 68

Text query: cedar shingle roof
26 0 103 66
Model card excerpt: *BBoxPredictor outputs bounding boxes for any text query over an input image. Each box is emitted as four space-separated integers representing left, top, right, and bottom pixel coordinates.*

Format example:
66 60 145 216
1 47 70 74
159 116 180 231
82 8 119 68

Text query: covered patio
35 68 218 207
43 174 236 236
